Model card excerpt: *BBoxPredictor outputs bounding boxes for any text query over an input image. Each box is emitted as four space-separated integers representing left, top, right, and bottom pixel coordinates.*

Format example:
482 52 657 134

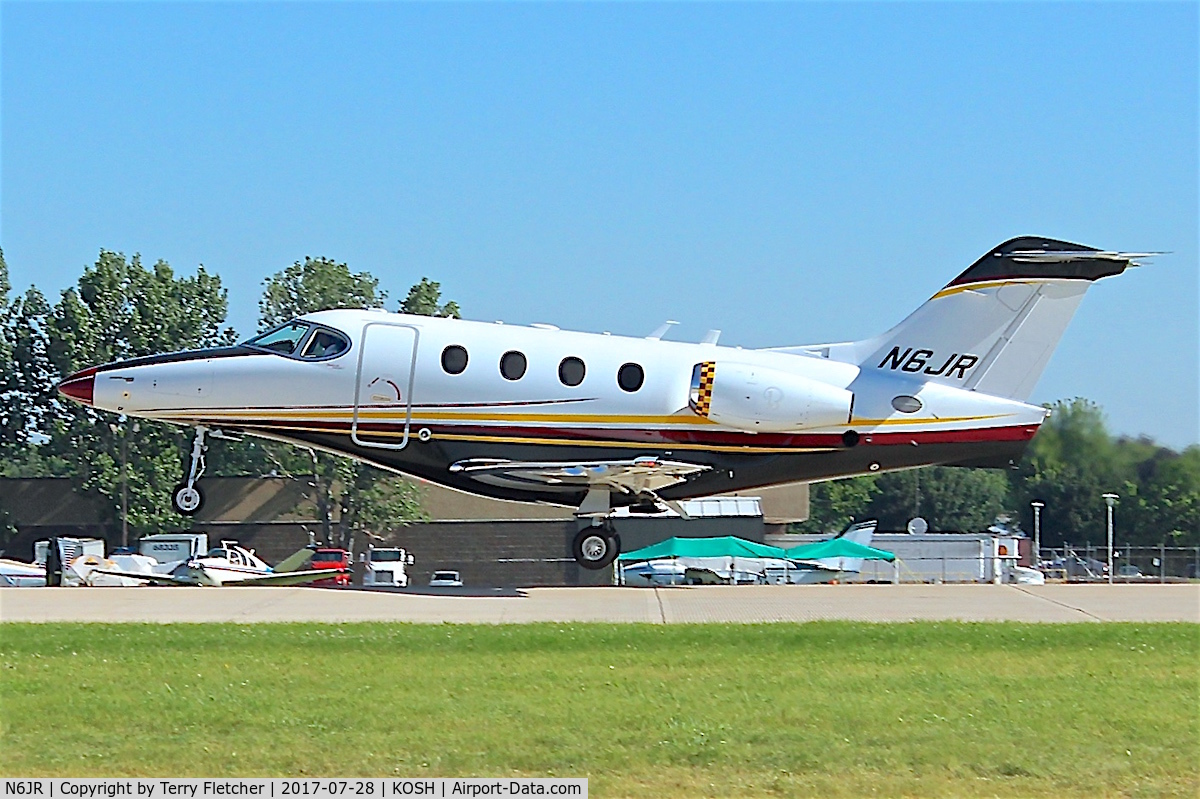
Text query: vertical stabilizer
819 520 879 574
861 238 1148 401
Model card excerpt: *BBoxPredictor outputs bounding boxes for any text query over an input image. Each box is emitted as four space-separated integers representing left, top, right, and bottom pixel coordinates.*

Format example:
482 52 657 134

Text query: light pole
1030 501 1045 566
110 419 139 548
1102 493 1119 585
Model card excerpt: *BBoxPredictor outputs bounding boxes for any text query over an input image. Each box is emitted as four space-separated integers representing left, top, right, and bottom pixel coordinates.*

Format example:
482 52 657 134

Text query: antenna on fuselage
701 329 721 345
646 320 679 340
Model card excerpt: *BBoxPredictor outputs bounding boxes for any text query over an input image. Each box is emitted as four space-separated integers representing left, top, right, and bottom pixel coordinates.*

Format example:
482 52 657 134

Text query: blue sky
2 2 1196 448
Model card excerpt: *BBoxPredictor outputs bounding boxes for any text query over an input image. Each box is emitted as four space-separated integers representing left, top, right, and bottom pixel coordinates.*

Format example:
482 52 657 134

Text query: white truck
362 546 414 587
138 533 209 570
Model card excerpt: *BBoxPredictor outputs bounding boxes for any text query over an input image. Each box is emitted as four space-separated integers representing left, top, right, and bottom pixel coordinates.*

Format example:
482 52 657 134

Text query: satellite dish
907 517 928 535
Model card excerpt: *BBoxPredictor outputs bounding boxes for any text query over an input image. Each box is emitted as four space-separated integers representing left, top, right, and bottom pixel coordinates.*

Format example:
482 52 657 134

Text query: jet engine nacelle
689 361 853 432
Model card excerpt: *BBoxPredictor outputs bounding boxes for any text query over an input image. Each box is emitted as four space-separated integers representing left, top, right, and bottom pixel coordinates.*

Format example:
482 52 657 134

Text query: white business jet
57 237 1149 571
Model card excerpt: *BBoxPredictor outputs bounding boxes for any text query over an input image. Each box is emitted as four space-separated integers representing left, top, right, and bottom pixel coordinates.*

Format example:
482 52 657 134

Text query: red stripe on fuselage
222 418 1040 449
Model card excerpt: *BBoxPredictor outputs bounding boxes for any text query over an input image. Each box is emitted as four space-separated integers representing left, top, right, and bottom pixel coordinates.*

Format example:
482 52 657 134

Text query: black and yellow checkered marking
690 361 716 418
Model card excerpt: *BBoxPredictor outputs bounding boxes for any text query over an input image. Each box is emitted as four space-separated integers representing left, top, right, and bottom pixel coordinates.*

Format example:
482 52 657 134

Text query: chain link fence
1038 544 1200 581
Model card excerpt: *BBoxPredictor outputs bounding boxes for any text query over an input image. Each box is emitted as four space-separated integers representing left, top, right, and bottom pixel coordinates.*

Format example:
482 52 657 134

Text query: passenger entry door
352 321 419 450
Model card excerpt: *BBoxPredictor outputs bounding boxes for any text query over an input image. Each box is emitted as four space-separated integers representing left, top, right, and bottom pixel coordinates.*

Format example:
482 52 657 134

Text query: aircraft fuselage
61 307 1045 506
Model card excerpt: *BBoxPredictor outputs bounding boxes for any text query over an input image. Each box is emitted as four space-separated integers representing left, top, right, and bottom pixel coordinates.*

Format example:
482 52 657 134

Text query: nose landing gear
171 426 209 516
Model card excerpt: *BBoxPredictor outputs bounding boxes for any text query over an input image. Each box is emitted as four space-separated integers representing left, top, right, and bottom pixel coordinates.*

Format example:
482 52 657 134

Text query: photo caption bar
2 781 586 799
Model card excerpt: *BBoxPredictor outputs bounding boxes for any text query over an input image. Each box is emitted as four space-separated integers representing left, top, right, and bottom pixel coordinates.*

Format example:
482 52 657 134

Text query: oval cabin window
500 351 527 381
441 345 468 375
617 362 644 392
558 357 586 387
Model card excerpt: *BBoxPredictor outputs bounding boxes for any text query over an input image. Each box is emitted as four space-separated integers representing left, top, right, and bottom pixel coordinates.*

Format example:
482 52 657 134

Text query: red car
310 547 351 587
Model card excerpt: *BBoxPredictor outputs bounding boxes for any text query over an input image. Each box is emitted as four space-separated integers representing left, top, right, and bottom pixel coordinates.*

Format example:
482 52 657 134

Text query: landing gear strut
572 521 621 571
171 426 209 516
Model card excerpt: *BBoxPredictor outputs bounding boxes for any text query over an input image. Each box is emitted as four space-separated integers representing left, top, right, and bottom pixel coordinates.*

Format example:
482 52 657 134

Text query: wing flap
229 568 349 587
90 568 193 586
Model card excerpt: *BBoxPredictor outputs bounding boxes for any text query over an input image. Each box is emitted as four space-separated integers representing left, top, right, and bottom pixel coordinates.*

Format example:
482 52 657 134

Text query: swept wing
448 455 709 495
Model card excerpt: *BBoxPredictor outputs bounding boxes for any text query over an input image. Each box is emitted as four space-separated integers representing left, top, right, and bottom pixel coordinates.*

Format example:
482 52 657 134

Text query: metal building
767 531 1029 583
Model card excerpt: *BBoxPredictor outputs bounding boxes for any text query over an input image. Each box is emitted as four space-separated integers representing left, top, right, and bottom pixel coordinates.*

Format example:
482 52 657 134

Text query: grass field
0 623 1196 797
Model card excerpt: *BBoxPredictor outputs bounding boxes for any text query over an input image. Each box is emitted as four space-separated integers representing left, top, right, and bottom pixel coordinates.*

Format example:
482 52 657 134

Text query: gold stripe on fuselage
151 406 1013 430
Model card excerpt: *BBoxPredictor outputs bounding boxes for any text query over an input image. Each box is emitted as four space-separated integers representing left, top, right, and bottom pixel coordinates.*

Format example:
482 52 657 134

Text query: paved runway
2 583 1197 623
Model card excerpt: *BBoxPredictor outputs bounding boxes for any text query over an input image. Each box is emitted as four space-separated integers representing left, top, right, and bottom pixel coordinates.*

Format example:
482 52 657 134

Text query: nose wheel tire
171 483 204 516
573 528 620 570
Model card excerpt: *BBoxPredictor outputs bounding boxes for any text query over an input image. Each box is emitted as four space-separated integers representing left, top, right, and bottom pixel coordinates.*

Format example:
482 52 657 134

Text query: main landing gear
571 488 622 570
171 426 209 516
572 521 621 571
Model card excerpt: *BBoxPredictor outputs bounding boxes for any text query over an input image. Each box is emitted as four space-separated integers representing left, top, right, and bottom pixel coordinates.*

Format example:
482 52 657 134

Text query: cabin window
244 321 310 355
302 329 350 360
617 362 644 392
441 345 469 375
500 350 527 381
558 356 586 387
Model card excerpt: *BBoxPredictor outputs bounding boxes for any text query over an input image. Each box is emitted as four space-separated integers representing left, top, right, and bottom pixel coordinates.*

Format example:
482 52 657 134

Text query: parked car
1046 555 1108 579
429 570 463 587
1116 565 1143 578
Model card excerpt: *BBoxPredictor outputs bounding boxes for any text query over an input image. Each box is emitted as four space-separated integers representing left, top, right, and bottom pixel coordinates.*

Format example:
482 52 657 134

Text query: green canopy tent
617 536 789 562
784 538 896 562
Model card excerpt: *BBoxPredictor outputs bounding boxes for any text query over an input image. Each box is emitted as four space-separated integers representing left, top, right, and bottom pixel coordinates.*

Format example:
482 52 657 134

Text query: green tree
867 467 1011 531
0 251 69 477
258 256 384 331
794 475 879 534
42 251 236 538
1008 398 1131 546
400 277 460 318
1123 446 1200 547
0 285 61 475
0 248 17 457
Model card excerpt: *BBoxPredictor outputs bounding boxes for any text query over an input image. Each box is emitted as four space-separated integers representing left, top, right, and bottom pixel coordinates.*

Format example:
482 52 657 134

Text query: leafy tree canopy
259 256 383 331
867 467 1011 532
400 277 460 318
795 475 879 534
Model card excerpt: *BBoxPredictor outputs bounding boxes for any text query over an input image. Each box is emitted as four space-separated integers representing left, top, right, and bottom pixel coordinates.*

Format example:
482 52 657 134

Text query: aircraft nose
57 367 97 406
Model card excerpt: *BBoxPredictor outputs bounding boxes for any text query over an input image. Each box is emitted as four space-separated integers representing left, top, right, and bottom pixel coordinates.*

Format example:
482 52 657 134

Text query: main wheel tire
573 528 620 570
171 483 204 516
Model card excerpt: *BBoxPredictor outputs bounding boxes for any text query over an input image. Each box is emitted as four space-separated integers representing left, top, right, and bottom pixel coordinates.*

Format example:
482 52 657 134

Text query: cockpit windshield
244 321 351 360
245 322 309 355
